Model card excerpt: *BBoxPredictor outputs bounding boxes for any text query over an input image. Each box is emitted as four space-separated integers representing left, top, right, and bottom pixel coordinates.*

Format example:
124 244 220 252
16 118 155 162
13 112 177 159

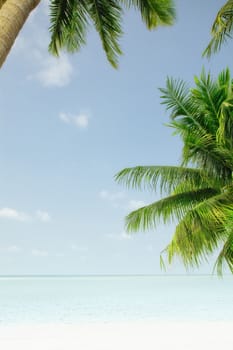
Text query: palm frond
215 222 233 275
120 0 175 28
173 179 220 195
159 77 192 119
163 69 233 178
178 121 233 180
203 0 233 57
87 0 122 68
48 0 175 67
115 165 212 195
217 99 233 149
179 125 233 177
125 188 220 232
170 117 217 162
217 67 231 92
59 1 89 52
117 68 233 274
184 145 233 181
191 69 219 119
49 0 89 55
165 191 233 267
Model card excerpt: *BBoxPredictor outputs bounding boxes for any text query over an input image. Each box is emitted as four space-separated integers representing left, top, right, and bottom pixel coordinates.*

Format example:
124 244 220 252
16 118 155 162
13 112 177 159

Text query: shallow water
0 275 232 324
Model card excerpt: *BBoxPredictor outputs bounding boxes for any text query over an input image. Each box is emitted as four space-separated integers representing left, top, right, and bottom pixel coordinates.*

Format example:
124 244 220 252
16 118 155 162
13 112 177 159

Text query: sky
0 0 232 275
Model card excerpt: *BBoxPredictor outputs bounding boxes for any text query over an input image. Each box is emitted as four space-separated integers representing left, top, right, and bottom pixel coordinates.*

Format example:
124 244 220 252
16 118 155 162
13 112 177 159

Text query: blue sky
0 0 231 275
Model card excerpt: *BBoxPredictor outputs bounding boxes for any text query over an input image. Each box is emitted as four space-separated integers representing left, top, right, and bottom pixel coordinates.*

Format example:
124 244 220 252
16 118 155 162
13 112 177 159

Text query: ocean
0 275 233 325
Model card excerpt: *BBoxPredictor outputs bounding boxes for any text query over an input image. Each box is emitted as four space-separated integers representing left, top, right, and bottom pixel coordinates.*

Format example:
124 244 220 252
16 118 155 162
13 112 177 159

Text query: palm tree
204 0 233 57
116 68 233 274
0 0 175 68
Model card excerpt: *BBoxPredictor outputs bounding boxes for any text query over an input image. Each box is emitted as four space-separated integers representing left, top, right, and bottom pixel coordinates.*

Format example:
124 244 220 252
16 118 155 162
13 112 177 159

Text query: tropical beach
2 275 232 350
1 0 233 348
0 275 233 348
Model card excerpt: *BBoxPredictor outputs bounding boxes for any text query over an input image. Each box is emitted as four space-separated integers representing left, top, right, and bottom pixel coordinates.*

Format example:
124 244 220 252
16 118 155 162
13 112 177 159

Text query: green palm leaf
204 0 233 57
49 0 175 68
159 77 192 119
87 0 122 68
117 68 233 274
215 228 233 274
192 70 219 119
49 0 89 55
115 165 215 195
125 188 220 232
165 191 233 267
121 0 175 28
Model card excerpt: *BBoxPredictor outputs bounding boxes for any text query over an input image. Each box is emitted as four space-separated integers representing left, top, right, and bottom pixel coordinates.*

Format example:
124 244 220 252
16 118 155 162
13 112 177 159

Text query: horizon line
0 273 228 277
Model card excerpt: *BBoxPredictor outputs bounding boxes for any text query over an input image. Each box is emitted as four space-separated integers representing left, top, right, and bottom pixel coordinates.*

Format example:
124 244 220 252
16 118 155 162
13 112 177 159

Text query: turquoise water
0 275 232 324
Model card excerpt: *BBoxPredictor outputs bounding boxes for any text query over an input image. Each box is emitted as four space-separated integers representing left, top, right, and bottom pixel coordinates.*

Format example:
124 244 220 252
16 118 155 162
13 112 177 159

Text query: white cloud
106 231 132 241
59 112 89 129
6 245 22 253
74 114 89 128
127 200 146 211
99 190 125 201
99 190 109 199
32 249 49 257
0 207 51 223
59 113 70 124
99 190 146 212
71 244 89 252
36 210 51 222
0 208 29 222
10 2 75 88
35 54 73 87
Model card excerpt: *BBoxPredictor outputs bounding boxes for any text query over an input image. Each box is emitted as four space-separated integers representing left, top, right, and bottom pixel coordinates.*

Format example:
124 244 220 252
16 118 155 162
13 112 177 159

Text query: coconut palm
116 68 233 274
0 0 175 68
204 0 233 57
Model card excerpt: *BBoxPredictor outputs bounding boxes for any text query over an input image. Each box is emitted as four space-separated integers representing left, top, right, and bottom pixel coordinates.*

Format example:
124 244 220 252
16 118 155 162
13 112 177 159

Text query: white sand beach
0 321 233 350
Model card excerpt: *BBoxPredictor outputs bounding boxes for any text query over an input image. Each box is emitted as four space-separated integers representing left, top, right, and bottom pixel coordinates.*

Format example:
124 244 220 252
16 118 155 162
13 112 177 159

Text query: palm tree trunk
0 0 40 68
